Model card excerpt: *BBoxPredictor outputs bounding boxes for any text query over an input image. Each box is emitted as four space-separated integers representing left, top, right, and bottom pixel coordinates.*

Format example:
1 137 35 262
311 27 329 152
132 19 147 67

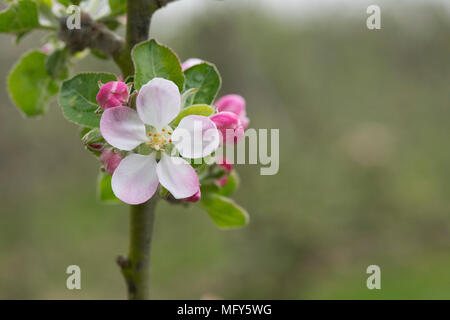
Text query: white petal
111 153 159 205
156 153 199 199
100 107 148 151
136 78 181 129
172 115 220 159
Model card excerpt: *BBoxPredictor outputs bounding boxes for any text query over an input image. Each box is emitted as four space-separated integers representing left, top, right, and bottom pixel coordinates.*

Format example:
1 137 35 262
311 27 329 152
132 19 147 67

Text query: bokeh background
1 0 450 299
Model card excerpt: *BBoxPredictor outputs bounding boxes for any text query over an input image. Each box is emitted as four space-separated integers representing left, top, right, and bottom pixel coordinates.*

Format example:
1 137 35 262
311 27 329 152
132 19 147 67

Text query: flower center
146 128 173 151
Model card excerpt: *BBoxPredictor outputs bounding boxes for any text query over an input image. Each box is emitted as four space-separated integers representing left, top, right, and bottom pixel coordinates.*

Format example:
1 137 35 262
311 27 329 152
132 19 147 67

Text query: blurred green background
1 0 450 299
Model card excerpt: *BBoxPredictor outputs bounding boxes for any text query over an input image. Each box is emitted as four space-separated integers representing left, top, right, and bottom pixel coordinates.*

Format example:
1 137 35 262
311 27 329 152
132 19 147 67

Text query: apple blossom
215 94 249 130
96 80 129 110
100 78 220 205
100 148 123 175
210 111 244 145
82 127 106 152
41 43 54 55
4 1 253 300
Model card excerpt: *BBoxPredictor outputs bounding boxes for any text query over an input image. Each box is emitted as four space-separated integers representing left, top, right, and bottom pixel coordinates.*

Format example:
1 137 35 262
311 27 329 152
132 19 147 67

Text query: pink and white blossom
210 111 244 145
100 78 220 205
96 80 129 110
215 94 249 130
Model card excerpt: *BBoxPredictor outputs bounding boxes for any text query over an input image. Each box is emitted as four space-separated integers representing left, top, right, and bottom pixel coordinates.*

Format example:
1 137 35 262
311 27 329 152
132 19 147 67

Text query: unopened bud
210 111 244 145
216 158 233 187
181 58 202 71
100 148 123 175
215 94 249 130
87 143 104 152
184 189 201 203
96 81 129 110
82 128 105 151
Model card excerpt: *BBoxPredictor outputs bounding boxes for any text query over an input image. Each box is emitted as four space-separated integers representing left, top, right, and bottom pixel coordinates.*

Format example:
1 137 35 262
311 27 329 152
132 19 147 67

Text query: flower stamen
146 132 169 151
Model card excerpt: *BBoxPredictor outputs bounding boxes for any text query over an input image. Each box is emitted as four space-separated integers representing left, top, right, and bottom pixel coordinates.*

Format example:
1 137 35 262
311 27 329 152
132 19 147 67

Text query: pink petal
172 115 220 159
96 81 129 110
181 58 202 71
100 107 148 151
215 94 246 117
136 78 181 129
111 153 159 205
240 115 250 130
210 111 244 145
156 154 199 199
100 148 123 175
184 188 201 202
217 157 233 173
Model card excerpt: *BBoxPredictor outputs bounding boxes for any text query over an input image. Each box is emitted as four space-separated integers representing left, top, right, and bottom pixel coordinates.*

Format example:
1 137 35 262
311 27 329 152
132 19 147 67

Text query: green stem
113 0 180 300
115 0 161 300
114 0 159 77
118 197 159 299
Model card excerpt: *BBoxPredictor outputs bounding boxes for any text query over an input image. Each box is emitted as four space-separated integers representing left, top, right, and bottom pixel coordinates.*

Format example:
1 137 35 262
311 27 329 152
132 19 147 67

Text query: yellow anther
145 128 173 151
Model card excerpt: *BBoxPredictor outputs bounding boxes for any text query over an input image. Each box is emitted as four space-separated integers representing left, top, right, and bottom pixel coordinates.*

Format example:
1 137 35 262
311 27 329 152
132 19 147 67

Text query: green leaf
45 47 69 79
59 73 116 128
7 50 54 117
132 39 184 92
47 79 60 95
90 49 109 60
108 0 126 15
36 0 59 26
181 87 198 107
200 183 220 195
201 194 249 229
0 0 40 34
99 17 120 30
184 62 221 106
56 0 70 6
171 104 214 127
97 171 120 204
159 185 169 198
15 31 30 44
218 170 240 197
79 126 91 139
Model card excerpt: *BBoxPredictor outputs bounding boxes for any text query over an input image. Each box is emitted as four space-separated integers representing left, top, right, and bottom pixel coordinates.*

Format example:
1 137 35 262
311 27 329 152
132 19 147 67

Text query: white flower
100 78 220 204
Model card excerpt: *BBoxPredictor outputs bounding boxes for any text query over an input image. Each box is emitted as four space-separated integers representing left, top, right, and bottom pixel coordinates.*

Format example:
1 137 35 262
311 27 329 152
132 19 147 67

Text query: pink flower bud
216 158 233 187
181 58 203 71
41 43 54 55
215 94 249 130
87 143 104 152
100 148 123 175
96 81 129 110
184 189 201 202
210 111 244 145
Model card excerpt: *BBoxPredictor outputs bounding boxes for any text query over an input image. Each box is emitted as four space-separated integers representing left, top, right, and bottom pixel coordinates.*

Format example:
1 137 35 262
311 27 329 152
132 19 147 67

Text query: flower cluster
93 62 249 205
